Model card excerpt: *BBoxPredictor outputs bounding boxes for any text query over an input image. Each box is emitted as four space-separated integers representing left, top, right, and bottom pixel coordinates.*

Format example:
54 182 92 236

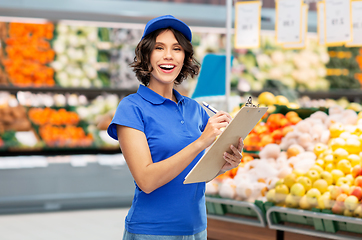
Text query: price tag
346 0 362 47
234 1 262 49
317 2 325 45
325 0 352 46
276 0 303 44
283 4 308 49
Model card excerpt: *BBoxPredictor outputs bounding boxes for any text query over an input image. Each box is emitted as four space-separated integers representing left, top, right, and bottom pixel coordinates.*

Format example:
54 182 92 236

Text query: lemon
258 92 275 105
275 95 289 105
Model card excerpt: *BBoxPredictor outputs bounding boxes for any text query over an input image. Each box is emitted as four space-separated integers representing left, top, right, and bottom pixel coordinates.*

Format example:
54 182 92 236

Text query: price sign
234 1 261 49
283 4 308 49
317 2 325 45
276 0 303 44
325 0 352 46
346 0 362 47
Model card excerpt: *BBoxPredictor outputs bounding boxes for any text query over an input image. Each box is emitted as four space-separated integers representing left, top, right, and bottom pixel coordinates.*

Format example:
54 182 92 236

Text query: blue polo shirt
107 84 210 235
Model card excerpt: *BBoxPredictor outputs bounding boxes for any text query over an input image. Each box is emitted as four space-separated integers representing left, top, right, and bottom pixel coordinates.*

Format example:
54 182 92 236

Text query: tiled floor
0 208 129 240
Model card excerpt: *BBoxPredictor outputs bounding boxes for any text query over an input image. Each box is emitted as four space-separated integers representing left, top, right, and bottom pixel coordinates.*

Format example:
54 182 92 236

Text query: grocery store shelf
266 206 362 240
0 86 137 99
0 161 134 214
0 0 317 31
205 196 266 228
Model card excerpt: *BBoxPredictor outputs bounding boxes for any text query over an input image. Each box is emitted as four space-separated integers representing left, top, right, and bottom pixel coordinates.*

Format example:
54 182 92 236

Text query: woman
107 15 243 240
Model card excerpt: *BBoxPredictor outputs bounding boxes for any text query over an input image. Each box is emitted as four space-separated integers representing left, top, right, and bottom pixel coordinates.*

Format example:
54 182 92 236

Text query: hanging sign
234 1 262 49
324 0 352 46
317 1 325 45
346 0 362 47
283 4 308 49
275 0 303 44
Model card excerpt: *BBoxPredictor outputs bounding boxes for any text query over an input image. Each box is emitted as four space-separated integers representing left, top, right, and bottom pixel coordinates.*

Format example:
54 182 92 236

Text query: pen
202 101 218 114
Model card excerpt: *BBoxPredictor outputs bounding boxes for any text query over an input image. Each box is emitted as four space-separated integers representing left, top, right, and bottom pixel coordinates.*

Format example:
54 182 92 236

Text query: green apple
290 183 306 197
305 169 320 183
285 194 300 208
306 188 321 207
299 195 311 210
320 171 333 185
331 169 345 184
344 195 359 211
297 176 312 191
333 148 349 162
284 173 297 189
336 159 352 174
313 179 329 194
275 184 289 203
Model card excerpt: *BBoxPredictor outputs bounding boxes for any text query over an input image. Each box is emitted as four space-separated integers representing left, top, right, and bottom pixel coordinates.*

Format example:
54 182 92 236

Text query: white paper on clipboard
184 97 268 184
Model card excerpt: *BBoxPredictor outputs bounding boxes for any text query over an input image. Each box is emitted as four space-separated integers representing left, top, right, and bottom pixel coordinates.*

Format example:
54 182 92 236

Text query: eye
174 47 182 51
155 46 163 50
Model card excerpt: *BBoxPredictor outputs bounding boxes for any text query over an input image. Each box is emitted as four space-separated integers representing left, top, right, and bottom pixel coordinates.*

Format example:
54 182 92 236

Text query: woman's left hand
220 137 244 172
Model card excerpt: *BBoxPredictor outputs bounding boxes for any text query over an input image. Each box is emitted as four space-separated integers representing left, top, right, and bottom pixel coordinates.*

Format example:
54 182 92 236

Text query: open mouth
159 64 175 70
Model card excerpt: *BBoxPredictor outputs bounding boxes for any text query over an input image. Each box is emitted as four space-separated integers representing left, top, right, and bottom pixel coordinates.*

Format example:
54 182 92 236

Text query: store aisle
0 208 129 240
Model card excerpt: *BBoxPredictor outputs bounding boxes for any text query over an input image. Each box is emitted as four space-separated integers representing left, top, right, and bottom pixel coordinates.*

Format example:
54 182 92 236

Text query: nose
163 49 173 60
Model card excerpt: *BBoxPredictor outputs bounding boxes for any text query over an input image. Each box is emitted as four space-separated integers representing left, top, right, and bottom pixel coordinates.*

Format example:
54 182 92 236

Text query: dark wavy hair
130 27 200 86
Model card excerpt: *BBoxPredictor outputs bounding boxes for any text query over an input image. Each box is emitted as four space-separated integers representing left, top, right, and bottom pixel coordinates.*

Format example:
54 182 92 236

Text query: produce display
1 22 55 87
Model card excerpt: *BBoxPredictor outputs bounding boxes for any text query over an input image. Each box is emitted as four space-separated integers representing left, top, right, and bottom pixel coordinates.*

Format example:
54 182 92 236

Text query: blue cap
141 15 192 42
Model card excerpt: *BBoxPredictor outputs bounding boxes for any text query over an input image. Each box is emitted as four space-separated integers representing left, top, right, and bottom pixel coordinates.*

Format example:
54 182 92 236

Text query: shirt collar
137 84 185 105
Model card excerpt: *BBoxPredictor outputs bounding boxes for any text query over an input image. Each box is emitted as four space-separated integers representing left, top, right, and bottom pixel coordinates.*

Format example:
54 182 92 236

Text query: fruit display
51 24 103 88
1 22 55 87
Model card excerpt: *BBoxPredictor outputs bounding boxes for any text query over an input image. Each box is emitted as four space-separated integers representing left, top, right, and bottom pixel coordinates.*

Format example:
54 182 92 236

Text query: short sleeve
199 103 210 132
107 98 145 140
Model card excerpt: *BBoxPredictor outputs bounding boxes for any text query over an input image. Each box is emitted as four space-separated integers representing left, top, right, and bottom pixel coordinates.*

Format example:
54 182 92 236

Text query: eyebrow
155 42 181 46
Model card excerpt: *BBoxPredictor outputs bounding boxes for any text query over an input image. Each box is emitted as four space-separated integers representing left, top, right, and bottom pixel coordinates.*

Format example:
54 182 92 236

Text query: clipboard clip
245 96 259 108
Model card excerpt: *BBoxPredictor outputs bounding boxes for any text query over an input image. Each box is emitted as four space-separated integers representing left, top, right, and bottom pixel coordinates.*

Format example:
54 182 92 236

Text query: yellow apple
284 173 298 189
325 163 336 172
348 154 362 167
313 179 329 194
344 209 354 217
344 195 359 211
330 186 343 200
320 171 334 185
323 154 334 164
305 169 320 183
297 176 312 191
336 159 352 174
331 169 345 184
353 205 362 218
345 138 361 154
333 148 349 162
299 195 311 210
318 192 333 210
315 159 325 168
275 184 289 203
306 188 322 207
290 183 306 197
336 177 352 187
314 143 328 157
329 123 344 138
292 169 304 178
266 189 276 203
285 194 300 208
310 165 324 174
345 174 354 182
329 138 346 151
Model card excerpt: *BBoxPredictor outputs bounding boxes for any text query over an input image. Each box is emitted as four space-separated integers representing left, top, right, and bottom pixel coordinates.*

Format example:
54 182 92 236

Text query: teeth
160 65 174 69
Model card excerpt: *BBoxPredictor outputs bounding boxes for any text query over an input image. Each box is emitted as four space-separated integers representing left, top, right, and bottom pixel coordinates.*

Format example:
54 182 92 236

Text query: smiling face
149 29 185 86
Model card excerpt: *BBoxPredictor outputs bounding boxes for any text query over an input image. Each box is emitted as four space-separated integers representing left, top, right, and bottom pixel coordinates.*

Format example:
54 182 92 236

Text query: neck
148 82 176 102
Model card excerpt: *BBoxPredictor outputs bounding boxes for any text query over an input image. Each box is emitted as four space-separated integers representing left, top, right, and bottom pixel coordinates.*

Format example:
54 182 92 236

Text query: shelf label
324 0 352 46
283 4 308 49
275 0 303 44
234 1 261 49
346 0 362 47
317 2 326 45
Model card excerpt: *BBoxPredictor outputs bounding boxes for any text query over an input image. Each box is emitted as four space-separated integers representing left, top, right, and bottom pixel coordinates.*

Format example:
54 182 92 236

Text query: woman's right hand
198 111 232 149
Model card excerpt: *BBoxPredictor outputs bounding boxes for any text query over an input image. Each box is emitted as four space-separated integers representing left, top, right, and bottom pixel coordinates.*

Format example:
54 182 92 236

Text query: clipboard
184 97 268 184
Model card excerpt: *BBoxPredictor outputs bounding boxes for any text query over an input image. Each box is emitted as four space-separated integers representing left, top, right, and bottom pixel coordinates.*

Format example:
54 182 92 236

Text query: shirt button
181 120 184 124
